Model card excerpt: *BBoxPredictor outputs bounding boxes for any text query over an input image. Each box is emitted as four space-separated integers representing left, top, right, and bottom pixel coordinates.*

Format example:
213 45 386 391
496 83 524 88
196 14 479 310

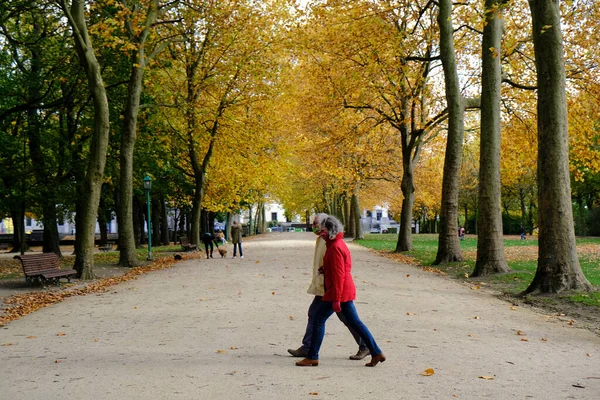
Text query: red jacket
322 233 356 302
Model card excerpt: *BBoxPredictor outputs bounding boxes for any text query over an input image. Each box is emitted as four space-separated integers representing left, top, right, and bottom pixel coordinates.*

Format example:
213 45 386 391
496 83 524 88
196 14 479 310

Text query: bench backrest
17 253 61 275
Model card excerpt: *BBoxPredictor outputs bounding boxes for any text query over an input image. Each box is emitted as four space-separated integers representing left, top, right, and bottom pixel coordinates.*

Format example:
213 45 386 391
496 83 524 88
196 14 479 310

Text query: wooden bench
99 241 115 252
14 253 77 287
0 243 9 251
179 236 198 252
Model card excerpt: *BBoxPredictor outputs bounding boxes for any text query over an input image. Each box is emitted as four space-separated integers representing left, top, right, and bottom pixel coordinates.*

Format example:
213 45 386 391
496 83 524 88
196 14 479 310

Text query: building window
271 212 278 221
26 217 32 226
376 211 382 221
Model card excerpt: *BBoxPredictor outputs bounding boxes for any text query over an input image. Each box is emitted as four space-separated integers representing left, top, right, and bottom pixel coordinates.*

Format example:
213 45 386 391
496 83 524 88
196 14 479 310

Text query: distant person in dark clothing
201 232 218 258
520 225 526 240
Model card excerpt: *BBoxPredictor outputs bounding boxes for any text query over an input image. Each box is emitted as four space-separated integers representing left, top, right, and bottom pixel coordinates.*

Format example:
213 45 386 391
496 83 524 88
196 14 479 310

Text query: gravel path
1 232 598 399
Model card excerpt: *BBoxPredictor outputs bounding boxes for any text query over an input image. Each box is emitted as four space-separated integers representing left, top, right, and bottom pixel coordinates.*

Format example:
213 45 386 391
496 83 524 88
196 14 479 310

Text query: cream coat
307 236 327 296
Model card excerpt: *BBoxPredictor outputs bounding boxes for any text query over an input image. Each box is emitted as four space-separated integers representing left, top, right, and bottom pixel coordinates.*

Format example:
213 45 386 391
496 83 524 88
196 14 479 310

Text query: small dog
217 248 227 258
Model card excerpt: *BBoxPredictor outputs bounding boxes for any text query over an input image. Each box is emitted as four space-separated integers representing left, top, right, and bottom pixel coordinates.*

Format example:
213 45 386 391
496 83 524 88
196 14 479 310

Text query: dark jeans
301 296 366 351
202 240 214 257
308 300 382 360
233 243 243 257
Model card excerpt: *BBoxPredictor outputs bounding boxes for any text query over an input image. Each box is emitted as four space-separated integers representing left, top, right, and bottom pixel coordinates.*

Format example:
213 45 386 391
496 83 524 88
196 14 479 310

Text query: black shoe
287 347 309 357
349 348 370 360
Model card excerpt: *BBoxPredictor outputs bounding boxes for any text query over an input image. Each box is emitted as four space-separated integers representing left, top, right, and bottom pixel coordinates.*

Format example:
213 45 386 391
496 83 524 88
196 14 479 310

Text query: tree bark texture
161 195 169 245
351 189 364 240
524 0 592 293
117 62 145 267
118 1 158 266
396 158 415 252
435 0 464 264
472 0 511 276
61 0 111 279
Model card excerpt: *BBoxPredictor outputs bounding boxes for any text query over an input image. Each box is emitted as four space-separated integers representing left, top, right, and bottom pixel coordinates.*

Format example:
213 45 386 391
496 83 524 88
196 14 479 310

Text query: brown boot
365 353 386 367
295 358 319 367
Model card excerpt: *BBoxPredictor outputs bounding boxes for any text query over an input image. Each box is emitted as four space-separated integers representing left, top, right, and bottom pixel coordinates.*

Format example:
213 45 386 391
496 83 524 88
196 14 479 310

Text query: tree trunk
133 196 143 247
395 156 415 252
98 216 108 246
435 0 464 264
152 198 161 247
10 204 26 254
117 63 144 267
524 0 592 293
472 0 511 277
351 189 364 240
60 0 110 279
161 195 169 245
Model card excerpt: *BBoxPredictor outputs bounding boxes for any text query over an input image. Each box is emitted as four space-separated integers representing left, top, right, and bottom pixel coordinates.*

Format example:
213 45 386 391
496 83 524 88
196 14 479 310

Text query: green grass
356 233 600 308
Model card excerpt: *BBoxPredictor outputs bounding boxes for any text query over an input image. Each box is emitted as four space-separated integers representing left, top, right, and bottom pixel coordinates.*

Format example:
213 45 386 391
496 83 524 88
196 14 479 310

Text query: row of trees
0 0 295 278
279 0 598 294
0 1 598 294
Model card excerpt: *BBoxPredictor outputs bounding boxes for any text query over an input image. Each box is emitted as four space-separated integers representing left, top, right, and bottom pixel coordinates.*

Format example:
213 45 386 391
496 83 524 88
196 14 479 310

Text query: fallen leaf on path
420 368 435 376
406 312 415 316
479 376 494 380
94 338 99 342
55 360 61 363
26 336 37 339
200 298 206 301
289 316 295 320
516 330 525 336
540 338 548 341
464 273 469 278
520 338 528 342
473 316 480 319
56 332 66 336
568 320 575 325
2 343 14 346
216 350 227 354
255 260 260 264
230 346 238 350
471 286 480 290
272 292 275 295
510 306 517 310
406 274 410 278
586 353 590 357
309 392 319 396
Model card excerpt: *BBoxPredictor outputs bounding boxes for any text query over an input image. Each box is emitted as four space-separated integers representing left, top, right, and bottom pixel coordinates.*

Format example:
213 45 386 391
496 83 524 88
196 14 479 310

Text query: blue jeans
308 300 382 360
301 296 367 351
233 243 243 256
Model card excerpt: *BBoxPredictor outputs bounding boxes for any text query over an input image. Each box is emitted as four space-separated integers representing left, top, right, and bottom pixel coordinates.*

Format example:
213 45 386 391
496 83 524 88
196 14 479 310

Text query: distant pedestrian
231 221 243 259
459 226 465 240
201 232 218 259
295 215 386 368
520 225 526 240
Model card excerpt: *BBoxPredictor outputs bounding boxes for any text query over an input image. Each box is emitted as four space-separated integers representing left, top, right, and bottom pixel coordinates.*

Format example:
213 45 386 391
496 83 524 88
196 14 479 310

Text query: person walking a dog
201 232 218 259
231 220 244 258
288 213 369 361
295 215 386 368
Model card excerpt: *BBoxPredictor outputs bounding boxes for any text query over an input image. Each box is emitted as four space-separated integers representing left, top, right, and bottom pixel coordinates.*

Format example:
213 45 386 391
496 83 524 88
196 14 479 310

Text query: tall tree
434 0 473 264
523 0 592 293
472 0 511 276
115 0 164 267
58 0 111 279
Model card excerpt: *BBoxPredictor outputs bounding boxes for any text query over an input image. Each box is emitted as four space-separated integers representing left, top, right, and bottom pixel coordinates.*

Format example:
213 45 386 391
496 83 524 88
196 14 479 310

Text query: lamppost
143 174 153 261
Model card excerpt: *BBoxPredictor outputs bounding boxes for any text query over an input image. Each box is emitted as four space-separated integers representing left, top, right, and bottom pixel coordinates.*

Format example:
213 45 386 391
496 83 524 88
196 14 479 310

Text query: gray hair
322 216 344 239
313 213 329 229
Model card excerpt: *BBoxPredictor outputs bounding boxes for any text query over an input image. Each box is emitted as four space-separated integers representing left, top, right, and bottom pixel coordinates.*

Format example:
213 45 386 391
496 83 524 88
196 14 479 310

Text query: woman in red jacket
296 215 386 367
